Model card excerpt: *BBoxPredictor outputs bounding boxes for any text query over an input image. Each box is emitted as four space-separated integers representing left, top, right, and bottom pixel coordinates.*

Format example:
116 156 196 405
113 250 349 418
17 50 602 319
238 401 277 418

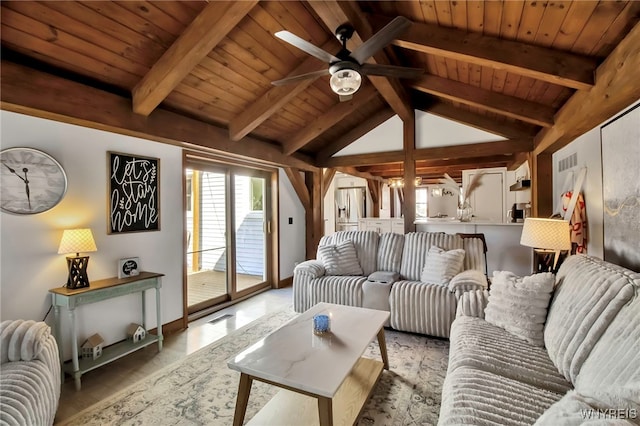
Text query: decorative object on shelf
108 152 159 234
457 202 474 222
0 147 67 215
58 228 97 289
431 187 455 197
520 218 571 273
439 172 486 222
312 314 331 335
387 176 422 188
126 323 146 343
81 333 104 360
117 257 140 279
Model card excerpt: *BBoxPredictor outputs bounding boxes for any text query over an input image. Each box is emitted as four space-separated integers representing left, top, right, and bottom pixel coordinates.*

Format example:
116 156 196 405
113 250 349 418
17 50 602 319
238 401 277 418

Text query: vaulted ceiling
1 1 639 184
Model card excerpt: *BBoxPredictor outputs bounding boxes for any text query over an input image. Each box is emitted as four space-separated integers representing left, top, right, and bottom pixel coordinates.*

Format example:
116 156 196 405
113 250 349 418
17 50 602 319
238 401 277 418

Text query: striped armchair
293 231 488 338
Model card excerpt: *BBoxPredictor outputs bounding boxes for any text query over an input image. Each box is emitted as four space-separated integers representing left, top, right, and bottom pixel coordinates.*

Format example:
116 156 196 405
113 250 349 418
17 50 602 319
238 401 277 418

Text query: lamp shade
58 228 97 255
520 218 571 251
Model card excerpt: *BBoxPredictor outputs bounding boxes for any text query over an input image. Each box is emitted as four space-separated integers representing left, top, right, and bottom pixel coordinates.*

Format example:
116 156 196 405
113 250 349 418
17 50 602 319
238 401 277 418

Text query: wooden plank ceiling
1 1 639 182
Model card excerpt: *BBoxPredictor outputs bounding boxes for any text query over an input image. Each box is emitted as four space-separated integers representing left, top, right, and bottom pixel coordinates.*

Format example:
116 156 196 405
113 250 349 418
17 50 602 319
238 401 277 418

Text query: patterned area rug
59 307 449 426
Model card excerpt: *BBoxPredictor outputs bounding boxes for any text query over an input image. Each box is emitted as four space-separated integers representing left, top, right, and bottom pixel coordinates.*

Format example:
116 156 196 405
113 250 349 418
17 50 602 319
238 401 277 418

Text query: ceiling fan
272 16 423 101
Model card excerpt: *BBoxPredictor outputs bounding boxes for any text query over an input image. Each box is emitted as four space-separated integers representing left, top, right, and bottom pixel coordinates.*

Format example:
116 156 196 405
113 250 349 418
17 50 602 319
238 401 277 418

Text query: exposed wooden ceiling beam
306 1 413 122
229 40 340 141
322 151 405 168
534 21 640 155
283 168 311 210
363 155 514 172
335 166 384 182
417 99 538 140
1 60 316 171
315 108 395 162
415 139 532 160
322 168 336 198
370 14 595 91
411 75 555 127
132 1 257 116
282 84 378 155
322 138 531 168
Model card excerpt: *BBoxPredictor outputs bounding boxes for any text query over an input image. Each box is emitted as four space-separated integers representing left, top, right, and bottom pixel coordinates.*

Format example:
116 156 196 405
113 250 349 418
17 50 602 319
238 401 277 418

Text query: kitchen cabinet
463 168 508 223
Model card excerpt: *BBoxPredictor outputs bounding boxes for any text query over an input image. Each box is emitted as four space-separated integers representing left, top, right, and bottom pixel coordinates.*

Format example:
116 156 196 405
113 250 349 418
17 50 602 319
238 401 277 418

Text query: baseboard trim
149 317 184 336
278 276 293 288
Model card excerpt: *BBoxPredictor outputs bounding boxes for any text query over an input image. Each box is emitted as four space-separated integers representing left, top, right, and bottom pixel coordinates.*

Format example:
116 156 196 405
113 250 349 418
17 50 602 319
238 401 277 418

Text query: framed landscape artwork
600 104 640 272
108 152 160 234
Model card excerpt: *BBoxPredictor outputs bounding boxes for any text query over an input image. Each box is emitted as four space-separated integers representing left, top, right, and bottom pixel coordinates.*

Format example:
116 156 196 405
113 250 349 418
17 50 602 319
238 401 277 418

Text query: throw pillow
420 246 466 286
484 271 555 347
317 240 363 276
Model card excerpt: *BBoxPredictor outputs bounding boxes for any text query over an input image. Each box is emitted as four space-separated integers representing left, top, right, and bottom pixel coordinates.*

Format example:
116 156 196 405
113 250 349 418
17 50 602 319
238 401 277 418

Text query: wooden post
532 153 553 217
403 112 417 233
367 179 380 218
305 170 323 260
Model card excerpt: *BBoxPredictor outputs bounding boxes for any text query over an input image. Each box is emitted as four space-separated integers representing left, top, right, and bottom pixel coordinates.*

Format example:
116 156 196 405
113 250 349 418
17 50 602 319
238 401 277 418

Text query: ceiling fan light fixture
329 69 362 96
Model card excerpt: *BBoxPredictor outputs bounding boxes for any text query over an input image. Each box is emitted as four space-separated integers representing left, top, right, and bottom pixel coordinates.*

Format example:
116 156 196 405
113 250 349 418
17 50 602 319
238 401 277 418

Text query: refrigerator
335 187 366 232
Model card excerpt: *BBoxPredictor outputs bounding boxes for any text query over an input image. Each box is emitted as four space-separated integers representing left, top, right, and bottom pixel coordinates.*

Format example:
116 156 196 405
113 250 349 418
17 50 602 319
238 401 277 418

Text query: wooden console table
49 271 164 390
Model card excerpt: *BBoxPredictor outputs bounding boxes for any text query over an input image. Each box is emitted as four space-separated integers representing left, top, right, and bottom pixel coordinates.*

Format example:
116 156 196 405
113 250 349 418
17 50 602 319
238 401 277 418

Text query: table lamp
58 228 97 289
520 218 571 273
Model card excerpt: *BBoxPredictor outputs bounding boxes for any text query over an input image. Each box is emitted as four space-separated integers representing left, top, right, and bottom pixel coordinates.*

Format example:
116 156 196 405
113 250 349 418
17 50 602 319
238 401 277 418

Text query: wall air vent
559 152 578 172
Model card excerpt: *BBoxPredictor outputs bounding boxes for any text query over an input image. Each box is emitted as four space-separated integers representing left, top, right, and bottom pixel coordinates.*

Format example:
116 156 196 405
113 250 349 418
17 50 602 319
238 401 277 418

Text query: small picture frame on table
118 257 140 279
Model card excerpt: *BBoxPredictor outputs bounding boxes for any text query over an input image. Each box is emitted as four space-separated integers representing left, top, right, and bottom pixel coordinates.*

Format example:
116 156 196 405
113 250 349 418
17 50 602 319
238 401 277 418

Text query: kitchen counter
414 218 524 226
414 219 531 276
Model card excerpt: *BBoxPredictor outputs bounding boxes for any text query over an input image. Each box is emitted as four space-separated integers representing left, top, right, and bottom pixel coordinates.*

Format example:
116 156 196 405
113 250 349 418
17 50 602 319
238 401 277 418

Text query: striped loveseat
439 254 640 424
293 231 488 338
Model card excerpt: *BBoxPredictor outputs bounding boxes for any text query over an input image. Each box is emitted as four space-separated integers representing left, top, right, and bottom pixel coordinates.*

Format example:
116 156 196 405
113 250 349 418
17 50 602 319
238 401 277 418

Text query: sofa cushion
534 390 638 425
484 271 555 346
420 246 465 286
574 266 640 417
309 275 367 308
400 233 463 281
449 316 572 394
455 289 489 318
331 231 379 276
439 366 563 426
376 232 404 273
317 240 363 276
545 255 638 384
390 280 457 338
461 236 486 273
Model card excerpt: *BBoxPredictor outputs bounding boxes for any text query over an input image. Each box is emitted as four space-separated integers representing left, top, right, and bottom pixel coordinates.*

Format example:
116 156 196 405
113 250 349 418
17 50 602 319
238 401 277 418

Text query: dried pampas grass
438 171 486 207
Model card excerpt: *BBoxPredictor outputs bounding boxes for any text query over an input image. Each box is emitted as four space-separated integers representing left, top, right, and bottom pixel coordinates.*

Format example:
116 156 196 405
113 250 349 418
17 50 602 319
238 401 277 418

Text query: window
186 172 192 212
416 188 428 218
250 177 263 211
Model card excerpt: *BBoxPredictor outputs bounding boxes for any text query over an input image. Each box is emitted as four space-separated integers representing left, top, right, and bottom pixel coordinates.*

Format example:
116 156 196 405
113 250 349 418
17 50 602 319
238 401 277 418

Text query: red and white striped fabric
561 191 587 254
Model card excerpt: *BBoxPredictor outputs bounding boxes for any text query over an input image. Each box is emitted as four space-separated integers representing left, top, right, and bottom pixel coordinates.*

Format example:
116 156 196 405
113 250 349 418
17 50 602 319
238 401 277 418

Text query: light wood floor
187 269 265 307
54 287 293 424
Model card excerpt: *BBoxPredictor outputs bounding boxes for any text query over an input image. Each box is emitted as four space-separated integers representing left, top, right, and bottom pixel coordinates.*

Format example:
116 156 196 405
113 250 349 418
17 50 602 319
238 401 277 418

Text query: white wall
278 169 306 273
0 111 306 359
0 111 183 359
416 110 506 148
551 100 640 260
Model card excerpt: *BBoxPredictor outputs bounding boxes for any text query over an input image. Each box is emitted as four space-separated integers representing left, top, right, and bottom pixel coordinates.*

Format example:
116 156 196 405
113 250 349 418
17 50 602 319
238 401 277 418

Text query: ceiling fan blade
338 94 353 102
275 31 340 63
271 69 330 86
351 16 411 64
360 63 423 79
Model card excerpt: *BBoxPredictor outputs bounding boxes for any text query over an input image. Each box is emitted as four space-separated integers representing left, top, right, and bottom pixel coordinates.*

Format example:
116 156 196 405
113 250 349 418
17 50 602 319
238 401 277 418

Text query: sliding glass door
185 160 272 314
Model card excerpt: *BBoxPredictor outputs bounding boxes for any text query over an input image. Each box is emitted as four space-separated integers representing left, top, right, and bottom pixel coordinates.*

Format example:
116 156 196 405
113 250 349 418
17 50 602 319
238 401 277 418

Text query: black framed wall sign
108 152 160 233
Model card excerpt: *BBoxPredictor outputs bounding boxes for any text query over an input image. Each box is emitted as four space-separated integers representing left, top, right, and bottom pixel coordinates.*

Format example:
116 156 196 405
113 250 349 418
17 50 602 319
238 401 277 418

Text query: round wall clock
0 147 68 215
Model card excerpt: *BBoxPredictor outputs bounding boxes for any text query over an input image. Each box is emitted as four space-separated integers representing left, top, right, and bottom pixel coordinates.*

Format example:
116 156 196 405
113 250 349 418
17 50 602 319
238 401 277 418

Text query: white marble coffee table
228 303 390 426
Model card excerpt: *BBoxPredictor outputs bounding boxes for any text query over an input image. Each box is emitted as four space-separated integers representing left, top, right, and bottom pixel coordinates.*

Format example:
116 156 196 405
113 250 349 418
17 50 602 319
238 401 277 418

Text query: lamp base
66 256 91 289
533 249 567 274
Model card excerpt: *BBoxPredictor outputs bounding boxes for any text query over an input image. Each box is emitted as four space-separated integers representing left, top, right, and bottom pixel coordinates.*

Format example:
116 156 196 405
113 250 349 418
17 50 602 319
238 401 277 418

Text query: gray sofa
0 320 61 426
293 231 488 338
440 254 640 425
